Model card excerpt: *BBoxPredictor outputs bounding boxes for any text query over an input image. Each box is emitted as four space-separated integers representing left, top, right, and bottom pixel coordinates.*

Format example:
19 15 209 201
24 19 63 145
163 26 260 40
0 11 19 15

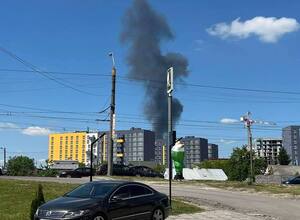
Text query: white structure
164 168 228 181
86 132 99 166
51 160 78 170
254 138 282 165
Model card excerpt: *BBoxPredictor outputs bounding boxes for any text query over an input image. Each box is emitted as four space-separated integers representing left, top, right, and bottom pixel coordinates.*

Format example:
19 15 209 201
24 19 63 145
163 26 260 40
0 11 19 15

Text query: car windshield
65 183 118 198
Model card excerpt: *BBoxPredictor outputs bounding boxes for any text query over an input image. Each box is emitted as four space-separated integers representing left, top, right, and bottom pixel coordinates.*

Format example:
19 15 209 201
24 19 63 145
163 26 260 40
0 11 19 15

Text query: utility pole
167 67 174 207
108 52 116 176
240 112 255 184
240 112 276 184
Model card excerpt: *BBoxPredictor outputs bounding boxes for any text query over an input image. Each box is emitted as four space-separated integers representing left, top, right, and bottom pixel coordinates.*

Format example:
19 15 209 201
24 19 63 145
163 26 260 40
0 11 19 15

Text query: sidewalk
168 210 272 220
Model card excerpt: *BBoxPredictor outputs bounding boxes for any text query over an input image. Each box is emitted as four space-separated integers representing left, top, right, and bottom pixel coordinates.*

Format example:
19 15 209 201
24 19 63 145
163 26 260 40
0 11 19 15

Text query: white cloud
22 126 51 136
0 122 19 129
220 118 239 124
207 16 299 43
219 139 237 145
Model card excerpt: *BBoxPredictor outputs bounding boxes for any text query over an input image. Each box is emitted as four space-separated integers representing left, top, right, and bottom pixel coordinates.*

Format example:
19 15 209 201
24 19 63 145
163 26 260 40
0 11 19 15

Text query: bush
195 159 231 176
30 184 45 220
7 156 35 176
153 164 166 174
37 169 59 177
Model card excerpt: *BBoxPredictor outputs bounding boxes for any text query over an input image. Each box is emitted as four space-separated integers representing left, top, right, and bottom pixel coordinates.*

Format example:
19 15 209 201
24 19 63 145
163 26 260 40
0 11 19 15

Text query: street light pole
167 67 174 207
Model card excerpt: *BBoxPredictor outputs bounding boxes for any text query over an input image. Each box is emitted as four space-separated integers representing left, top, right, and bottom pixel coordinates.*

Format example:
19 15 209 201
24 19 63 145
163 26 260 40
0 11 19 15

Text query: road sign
167 67 174 94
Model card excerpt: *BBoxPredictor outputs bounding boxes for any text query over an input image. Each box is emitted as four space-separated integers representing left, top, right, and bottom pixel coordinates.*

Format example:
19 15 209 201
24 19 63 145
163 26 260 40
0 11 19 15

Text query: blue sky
0 0 300 165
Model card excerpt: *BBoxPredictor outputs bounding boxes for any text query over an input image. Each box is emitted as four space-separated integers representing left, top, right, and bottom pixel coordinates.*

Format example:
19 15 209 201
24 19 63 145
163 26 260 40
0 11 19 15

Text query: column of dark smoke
121 0 189 138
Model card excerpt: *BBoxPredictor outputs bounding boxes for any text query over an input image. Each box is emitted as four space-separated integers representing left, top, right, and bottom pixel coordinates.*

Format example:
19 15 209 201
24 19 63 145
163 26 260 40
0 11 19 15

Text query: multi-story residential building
154 139 167 165
282 126 300 165
182 136 208 168
208 143 219 160
48 131 87 164
254 138 282 165
98 127 155 164
86 132 99 166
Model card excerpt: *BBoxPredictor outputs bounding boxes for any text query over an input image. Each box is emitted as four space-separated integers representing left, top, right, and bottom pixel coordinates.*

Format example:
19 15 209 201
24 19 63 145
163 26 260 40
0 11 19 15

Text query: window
112 186 130 199
129 185 152 197
66 183 93 198
92 183 118 198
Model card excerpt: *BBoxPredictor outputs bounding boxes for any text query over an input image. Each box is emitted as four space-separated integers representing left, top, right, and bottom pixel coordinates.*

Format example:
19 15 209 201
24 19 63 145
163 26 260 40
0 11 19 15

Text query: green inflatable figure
171 140 185 180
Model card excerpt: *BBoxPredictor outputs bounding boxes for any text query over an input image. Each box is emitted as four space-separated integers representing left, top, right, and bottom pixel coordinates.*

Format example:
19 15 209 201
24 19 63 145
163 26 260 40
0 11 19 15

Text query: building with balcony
254 138 282 165
98 127 155 164
182 136 208 168
208 143 219 160
282 126 300 165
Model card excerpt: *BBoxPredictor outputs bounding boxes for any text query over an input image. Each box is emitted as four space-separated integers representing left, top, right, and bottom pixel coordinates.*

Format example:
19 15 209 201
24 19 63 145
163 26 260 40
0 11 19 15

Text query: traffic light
116 135 125 165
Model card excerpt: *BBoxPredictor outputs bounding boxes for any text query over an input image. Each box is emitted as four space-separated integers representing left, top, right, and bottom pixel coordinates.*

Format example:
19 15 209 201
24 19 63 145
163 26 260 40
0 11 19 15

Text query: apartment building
208 143 219 160
48 131 87 164
182 136 208 168
282 126 300 165
254 138 282 165
98 127 155 164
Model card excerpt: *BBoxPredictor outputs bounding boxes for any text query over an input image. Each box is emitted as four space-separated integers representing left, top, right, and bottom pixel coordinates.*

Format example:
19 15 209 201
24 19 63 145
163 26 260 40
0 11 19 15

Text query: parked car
59 167 95 178
130 166 163 178
0 168 2 175
34 180 170 220
282 176 300 184
97 164 134 176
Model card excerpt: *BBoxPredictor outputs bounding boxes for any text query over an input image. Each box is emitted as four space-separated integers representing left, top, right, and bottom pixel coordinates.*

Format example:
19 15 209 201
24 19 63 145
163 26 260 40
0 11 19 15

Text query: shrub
30 184 45 220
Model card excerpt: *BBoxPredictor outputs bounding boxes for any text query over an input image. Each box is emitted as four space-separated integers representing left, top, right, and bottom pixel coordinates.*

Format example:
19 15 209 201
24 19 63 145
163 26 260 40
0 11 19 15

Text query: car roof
87 180 153 188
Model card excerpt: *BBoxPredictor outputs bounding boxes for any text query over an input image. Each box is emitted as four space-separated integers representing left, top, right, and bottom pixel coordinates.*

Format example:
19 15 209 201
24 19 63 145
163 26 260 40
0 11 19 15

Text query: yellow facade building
48 132 87 163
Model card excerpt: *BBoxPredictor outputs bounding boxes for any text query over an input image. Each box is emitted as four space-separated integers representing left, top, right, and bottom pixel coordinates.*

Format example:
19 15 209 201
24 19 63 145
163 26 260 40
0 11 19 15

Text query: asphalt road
1 176 299 220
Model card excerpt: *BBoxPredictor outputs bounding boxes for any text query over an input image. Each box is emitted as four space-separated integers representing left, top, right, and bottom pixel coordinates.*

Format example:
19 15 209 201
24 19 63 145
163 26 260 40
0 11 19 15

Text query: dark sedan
59 167 95 178
282 176 300 184
35 181 170 220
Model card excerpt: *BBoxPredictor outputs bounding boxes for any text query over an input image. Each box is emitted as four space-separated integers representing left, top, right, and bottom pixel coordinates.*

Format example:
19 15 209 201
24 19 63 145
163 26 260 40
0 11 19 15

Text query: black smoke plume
121 0 189 137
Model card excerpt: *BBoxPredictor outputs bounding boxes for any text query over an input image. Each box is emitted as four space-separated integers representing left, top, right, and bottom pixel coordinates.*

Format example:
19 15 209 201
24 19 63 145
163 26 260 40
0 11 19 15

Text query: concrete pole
108 54 116 176
247 123 254 184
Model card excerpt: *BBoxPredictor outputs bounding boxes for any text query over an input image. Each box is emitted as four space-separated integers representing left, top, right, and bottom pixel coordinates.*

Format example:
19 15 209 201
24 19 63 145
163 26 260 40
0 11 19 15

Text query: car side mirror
111 195 123 202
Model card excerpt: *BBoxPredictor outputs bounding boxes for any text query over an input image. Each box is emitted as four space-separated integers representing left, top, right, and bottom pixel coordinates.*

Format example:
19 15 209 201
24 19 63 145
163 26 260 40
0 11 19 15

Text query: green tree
228 146 266 181
278 148 291 165
7 156 35 176
195 159 231 176
30 184 45 220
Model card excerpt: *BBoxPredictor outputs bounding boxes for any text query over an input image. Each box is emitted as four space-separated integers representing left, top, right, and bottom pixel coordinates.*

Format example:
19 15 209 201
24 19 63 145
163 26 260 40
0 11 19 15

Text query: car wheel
93 214 106 220
152 208 164 220
67 174 72 178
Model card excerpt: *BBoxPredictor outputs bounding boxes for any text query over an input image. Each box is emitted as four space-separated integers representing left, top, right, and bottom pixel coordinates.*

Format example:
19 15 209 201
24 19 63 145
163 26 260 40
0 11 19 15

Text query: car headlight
35 208 39 216
64 210 89 218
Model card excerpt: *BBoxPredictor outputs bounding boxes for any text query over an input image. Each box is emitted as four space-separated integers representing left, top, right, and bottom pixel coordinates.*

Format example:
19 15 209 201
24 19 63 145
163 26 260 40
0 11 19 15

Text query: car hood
39 196 104 211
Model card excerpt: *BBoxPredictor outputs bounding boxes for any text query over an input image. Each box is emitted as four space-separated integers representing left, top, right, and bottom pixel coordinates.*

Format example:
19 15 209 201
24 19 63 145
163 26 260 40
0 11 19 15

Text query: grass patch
0 179 79 220
0 179 203 220
171 199 204 215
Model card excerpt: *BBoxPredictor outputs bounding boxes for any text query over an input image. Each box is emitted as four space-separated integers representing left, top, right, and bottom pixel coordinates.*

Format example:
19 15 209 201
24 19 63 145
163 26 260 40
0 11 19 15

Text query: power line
0 47 101 97
2 67 300 96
